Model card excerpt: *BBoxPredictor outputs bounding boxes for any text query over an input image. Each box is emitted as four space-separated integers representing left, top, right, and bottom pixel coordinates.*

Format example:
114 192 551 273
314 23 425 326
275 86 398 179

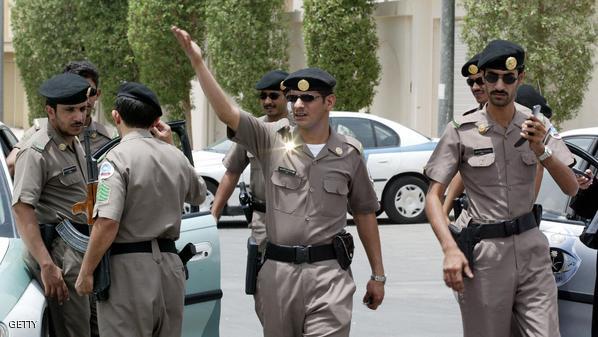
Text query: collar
121 129 153 143
86 120 112 138
47 122 75 151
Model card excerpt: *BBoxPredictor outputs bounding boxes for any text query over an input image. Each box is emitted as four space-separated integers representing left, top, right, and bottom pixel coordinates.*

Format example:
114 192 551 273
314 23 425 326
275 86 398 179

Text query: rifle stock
72 182 97 225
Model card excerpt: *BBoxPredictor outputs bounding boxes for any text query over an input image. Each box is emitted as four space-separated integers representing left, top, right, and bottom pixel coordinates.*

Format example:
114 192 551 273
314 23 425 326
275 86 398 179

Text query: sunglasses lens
475 78 484 86
260 92 281 100
466 79 474 87
485 73 499 83
503 74 517 84
89 88 97 97
299 94 316 102
286 95 298 103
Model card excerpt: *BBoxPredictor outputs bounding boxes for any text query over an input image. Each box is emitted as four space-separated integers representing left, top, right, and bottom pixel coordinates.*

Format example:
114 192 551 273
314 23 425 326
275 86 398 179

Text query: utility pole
437 0 455 136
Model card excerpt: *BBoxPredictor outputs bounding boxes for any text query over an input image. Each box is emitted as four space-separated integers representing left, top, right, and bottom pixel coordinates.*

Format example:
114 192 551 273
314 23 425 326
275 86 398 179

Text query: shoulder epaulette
462 107 478 116
32 118 48 131
93 122 112 139
28 129 52 153
338 134 363 155
452 110 480 129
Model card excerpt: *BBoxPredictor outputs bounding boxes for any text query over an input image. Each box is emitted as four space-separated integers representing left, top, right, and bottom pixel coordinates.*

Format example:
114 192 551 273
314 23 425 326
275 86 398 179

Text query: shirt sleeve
12 148 45 207
227 111 274 162
93 158 126 222
544 124 574 167
222 142 250 174
186 160 207 205
424 123 461 186
348 154 380 214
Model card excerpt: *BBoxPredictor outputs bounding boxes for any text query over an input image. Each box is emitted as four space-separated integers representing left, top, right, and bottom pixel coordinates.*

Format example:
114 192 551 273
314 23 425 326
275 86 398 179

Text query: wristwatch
370 274 387 284
537 146 553 162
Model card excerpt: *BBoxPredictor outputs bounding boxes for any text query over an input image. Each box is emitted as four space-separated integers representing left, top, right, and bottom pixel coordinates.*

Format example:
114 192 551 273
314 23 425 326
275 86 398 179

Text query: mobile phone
572 167 592 180
514 105 542 147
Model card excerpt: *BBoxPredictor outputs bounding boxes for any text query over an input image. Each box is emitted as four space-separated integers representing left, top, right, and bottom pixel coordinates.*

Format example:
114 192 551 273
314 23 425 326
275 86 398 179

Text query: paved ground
217 221 463 337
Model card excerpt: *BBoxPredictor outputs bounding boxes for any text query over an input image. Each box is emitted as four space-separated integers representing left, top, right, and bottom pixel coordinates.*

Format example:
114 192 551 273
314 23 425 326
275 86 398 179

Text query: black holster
452 194 468 220
448 224 478 270
93 252 111 302
245 237 262 295
178 242 197 280
333 231 354 270
39 224 57 252
239 182 254 224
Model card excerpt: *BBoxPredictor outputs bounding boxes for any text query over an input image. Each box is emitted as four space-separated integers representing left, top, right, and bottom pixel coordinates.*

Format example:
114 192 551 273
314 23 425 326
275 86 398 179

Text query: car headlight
0 321 8 337
550 247 581 287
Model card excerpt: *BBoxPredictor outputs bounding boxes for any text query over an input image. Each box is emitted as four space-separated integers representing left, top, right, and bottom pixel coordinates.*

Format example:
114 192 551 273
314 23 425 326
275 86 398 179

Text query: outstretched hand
171 26 204 66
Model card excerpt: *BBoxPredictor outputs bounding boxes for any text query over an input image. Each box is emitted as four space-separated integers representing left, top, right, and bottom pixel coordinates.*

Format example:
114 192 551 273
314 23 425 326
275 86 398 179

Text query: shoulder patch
96 181 111 202
98 161 115 180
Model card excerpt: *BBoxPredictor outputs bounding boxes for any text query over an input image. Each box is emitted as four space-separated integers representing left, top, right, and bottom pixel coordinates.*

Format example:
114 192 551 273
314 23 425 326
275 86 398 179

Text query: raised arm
171 26 240 131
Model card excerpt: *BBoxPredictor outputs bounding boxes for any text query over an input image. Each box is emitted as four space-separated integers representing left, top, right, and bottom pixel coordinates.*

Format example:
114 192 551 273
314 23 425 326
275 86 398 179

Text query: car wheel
383 176 428 224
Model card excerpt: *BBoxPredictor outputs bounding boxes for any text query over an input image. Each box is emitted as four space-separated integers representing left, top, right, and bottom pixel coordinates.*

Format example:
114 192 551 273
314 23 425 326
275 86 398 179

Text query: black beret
117 82 162 116
255 70 289 90
478 40 525 71
39 73 90 105
516 84 552 118
282 68 336 92
461 53 482 77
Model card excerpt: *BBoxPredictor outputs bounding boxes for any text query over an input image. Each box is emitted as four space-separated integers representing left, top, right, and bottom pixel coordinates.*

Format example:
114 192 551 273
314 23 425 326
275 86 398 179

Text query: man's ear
518 70 526 84
111 110 121 125
325 94 336 111
96 88 102 99
45 105 56 119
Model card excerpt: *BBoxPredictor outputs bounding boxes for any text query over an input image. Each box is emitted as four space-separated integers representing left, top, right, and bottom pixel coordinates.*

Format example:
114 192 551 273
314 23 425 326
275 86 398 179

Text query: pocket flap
323 179 349 195
271 171 302 190
521 152 538 165
467 153 495 167
59 171 83 186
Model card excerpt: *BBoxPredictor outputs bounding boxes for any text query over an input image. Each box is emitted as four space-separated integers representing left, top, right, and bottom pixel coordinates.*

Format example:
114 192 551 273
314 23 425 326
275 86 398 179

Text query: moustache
262 104 275 109
71 123 84 128
490 90 508 96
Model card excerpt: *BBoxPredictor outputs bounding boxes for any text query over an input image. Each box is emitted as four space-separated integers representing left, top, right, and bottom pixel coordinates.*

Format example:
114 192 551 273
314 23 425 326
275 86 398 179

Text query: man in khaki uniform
173 26 385 337
75 82 206 337
425 40 579 337
212 69 289 247
12 73 93 337
7 60 112 176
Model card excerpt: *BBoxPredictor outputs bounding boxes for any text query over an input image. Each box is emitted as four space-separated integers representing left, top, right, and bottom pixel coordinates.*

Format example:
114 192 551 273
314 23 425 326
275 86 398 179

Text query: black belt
469 211 538 239
265 242 336 264
253 200 266 213
111 239 177 256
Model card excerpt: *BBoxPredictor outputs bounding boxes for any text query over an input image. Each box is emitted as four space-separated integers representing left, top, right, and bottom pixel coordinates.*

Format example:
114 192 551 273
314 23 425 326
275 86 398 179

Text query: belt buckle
294 245 311 264
503 220 517 236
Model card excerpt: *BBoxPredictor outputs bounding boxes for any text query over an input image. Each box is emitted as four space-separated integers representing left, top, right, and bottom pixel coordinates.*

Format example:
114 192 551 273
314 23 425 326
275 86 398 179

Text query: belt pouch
332 231 354 270
245 236 260 294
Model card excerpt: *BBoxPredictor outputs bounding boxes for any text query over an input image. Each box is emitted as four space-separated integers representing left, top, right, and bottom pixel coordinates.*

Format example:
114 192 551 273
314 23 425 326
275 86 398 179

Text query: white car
536 127 598 337
194 111 437 223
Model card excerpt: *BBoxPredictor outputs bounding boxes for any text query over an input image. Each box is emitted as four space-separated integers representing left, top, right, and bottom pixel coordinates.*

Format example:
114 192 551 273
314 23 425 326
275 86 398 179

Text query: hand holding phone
514 105 543 147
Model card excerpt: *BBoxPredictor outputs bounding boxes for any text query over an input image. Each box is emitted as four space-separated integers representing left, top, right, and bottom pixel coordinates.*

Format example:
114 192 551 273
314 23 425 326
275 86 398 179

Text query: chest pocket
58 171 83 187
271 171 304 214
466 153 497 186
321 177 350 217
511 151 538 184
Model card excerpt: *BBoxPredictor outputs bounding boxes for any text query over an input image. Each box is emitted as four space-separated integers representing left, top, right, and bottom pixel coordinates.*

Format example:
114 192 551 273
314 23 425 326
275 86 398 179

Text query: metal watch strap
538 146 552 162
370 274 387 284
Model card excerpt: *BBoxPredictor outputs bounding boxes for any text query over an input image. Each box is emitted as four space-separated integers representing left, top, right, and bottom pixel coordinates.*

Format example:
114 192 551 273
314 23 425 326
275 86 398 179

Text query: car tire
383 176 428 224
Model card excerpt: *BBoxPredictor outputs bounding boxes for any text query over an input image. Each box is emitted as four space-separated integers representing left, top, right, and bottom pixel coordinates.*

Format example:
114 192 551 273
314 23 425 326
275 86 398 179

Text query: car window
206 138 233 154
373 121 400 147
564 136 596 171
331 117 376 148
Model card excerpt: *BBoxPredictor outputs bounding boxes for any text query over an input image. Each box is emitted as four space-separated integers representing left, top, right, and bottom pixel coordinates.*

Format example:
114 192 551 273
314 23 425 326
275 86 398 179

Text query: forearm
212 171 241 217
79 218 119 277
426 183 459 253
13 203 53 267
534 164 544 198
353 212 384 275
442 173 465 217
190 59 240 130
542 156 578 196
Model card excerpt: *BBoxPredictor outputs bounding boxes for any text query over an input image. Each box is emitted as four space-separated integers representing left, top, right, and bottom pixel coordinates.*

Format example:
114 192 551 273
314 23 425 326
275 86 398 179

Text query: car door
537 134 598 337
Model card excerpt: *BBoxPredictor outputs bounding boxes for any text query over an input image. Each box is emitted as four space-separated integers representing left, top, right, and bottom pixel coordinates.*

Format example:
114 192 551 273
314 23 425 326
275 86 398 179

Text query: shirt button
309 187 314 192
306 217 311 221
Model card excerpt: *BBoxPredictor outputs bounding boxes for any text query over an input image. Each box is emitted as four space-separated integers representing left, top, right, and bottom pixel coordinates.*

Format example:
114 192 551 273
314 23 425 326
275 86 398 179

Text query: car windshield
0 167 15 238
205 138 233 154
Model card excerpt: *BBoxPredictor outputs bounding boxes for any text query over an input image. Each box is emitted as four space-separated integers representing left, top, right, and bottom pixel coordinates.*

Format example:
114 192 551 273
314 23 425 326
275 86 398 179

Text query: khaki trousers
458 227 560 337
25 238 91 337
257 259 355 337
97 242 185 337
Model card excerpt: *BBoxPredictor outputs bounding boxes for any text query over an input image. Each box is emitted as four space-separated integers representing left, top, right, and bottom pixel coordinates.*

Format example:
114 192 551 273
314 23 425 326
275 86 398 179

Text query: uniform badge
96 181 111 202
280 81 286 91
277 166 296 176
549 125 562 140
468 64 478 75
98 162 115 180
335 147 343 155
298 79 310 91
478 123 489 134
91 131 97 139
58 143 67 151
505 56 517 70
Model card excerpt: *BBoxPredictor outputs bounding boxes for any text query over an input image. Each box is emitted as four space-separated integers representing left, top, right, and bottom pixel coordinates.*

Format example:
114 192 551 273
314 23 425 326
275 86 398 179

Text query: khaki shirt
223 115 289 202
12 122 88 224
229 112 378 246
16 118 112 155
425 104 574 223
93 129 206 243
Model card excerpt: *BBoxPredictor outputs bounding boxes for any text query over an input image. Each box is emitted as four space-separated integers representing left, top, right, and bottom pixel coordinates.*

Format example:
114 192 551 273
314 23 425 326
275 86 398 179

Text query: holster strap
111 239 177 256
265 242 336 264
470 211 537 239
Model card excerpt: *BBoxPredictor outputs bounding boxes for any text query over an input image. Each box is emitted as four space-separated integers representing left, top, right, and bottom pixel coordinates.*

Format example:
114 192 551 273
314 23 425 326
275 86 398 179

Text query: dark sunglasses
259 92 281 100
466 77 484 87
88 87 98 97
285 94 322 103
484 72 518 85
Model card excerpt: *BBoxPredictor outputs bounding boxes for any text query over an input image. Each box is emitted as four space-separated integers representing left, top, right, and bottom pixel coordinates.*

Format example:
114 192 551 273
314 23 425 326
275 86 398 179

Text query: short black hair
114 96 160 128
63 60 100 87
45 99 57 110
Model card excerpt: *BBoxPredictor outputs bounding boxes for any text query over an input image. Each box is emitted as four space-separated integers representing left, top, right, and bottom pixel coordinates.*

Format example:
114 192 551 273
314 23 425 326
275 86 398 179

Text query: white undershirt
306 143 326 157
